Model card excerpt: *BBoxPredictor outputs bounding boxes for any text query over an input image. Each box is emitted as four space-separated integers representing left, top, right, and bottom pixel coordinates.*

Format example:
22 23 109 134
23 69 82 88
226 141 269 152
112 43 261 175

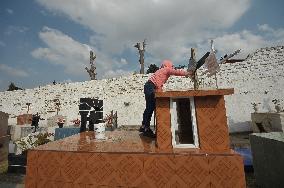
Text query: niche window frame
170 97 199 148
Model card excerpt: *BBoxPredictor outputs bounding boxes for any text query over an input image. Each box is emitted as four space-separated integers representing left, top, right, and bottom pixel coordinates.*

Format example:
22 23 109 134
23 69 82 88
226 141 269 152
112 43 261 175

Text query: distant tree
146 64 159 74
7 82 23 91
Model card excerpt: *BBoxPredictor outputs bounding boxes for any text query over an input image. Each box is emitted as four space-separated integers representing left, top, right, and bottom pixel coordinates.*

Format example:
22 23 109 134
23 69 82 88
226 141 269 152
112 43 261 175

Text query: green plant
7 82 23 91
33 132 53 147
15 132 54 153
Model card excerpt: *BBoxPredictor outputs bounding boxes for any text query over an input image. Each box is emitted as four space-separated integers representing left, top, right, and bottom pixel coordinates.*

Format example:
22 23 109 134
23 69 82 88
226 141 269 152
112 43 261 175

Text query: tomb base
25 131 245 188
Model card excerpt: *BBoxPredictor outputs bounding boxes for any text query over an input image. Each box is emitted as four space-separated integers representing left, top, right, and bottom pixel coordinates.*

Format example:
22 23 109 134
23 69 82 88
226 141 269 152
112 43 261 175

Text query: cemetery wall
0 46 283 132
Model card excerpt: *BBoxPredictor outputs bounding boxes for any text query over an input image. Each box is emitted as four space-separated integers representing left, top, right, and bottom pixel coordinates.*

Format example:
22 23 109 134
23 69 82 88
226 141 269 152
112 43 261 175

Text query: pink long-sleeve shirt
149 67 187 91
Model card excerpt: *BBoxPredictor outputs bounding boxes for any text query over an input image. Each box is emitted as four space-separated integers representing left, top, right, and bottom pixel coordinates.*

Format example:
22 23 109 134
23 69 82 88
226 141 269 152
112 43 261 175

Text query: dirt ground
0 173 25 188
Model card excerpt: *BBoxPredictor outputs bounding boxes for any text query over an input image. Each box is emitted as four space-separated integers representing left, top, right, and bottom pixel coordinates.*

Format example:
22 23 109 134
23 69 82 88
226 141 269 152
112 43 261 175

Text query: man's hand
185 70 194 78
155 88 163 92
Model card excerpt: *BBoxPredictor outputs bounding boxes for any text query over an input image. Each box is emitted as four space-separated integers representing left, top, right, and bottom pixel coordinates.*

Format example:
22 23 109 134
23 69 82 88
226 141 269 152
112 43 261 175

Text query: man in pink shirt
140 60 193 138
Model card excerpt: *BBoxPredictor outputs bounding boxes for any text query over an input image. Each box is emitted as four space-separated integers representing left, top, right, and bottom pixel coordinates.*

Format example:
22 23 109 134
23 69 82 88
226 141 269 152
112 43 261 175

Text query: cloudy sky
0 0 284 91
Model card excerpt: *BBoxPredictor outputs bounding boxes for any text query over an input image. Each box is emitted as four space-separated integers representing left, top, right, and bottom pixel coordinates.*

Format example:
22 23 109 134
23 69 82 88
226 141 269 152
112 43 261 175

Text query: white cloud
31 27 92 75
4 26 29 35
257 24 284 40
119 58 128 66
31 27 130 78
36 0 251 63
6 9 14 14
103 69 132 79
0 64 29 77
34 1 284 76
197 24 284 59
258 24 273 32
62 79 72 83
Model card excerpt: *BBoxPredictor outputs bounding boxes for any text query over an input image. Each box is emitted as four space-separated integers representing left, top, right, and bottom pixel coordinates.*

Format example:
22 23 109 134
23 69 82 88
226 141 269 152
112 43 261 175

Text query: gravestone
79 98 103 132
30 113 44 133
10 125 47 141
17 114 32 125
0 111 9 136
0 111 9 171
251 112 284 132
54 128 80 141
47 115 67 127
250 132 284 188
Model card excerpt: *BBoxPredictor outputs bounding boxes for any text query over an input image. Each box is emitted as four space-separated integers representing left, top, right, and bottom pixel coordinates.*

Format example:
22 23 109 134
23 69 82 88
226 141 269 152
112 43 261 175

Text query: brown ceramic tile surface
26 150 38 178
209 155 246 188
33 130 237 156
37 151 62 181
26 150 245 187
155 88 234 98
195 95 230 152
26 132 245 187
143 155 175 187
174 155 210 187
25 178 36 188
34 131 157 153
155 98 172 151
155 89 232 152
25 87 245 187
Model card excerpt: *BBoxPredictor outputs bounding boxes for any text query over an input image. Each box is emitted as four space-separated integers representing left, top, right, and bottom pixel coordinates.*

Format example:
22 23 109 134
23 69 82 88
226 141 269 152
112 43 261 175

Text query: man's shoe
143 129 156 138
139 126 145 132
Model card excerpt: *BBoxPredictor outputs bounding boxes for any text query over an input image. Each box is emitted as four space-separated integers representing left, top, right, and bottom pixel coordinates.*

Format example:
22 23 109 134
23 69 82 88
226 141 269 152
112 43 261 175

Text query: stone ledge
155 88 234 98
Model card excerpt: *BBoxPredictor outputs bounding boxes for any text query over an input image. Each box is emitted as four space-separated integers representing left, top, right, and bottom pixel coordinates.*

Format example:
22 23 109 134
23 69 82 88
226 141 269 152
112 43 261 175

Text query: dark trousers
142 81 156 129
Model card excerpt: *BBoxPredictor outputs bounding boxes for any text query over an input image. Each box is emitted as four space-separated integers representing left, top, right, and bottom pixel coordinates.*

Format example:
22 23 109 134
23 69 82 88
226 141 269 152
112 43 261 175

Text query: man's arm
168 68 193 78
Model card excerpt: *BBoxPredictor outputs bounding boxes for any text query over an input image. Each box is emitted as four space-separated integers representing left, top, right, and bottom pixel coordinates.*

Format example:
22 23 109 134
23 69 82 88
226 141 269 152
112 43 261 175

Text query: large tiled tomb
25 89 245 188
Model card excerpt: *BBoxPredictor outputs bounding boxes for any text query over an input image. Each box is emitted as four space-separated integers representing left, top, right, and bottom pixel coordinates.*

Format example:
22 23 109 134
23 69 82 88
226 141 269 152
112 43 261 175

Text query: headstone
89 111 103 124
0 135 9 171
16 114 32 125
54 128 80 141
47 115 68 127
10 125 47 141
79 98 103 132
30 113 43 133
0 111 9 170
0 111 9 136
251 112 284 132
250 132 284 188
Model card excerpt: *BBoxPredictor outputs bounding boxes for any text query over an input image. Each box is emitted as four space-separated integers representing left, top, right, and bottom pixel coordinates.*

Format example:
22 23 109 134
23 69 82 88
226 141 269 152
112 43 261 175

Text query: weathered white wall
0 46 283 132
